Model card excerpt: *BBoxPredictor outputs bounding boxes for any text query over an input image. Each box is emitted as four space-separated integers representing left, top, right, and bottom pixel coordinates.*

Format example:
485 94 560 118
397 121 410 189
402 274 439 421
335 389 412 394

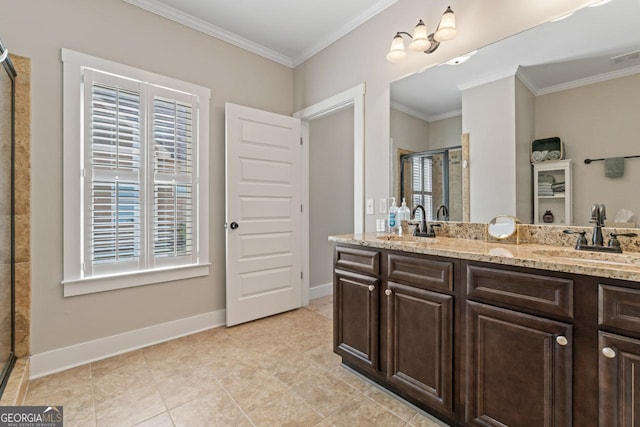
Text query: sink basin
532 248 640 267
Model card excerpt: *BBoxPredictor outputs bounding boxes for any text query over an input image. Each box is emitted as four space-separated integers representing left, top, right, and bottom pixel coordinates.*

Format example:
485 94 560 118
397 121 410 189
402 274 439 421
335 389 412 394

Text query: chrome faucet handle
608 232 638 248
563 229 588 249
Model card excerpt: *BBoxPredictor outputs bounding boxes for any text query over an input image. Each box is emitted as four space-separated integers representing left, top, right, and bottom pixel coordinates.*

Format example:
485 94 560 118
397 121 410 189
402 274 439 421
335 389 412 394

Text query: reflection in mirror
488 215 519 240
398 146 462 221
390 0 640 227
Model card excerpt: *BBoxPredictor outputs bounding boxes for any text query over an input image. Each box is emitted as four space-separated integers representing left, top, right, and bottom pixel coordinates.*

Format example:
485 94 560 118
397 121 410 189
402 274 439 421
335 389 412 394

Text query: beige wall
463 76 517 222
309 107 354 289
294 0 593 231
390 108 430 153
0 0 293 354
429 116 463 150
534 73 640 226
515 77 535 223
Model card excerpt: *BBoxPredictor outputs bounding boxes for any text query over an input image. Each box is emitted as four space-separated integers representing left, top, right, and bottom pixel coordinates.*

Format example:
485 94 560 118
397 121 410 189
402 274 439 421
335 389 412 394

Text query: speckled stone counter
329 233 640 282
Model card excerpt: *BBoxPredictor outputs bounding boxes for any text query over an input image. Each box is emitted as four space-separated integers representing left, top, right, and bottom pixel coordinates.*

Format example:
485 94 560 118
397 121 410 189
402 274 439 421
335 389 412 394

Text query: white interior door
225 103 302 326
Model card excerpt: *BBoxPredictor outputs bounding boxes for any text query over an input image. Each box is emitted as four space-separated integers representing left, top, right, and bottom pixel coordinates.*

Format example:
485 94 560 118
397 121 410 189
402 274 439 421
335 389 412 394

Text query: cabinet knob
556 335 569 346
385 289 392 296
368 285 375 292
602 347 616 359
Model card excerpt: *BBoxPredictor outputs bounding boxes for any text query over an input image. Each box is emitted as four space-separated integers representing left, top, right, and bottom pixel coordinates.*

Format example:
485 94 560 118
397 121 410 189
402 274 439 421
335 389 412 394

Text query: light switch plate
379 198 387 214
366 199 375 215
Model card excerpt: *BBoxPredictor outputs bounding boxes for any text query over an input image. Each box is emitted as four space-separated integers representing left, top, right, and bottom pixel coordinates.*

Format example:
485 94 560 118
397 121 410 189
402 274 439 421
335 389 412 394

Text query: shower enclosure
0 38 17 395
399 146 463 222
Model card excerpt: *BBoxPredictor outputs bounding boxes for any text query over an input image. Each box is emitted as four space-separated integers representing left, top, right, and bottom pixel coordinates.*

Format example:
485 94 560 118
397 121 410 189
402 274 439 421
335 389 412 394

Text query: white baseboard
309 282 333 300
29 309 226 379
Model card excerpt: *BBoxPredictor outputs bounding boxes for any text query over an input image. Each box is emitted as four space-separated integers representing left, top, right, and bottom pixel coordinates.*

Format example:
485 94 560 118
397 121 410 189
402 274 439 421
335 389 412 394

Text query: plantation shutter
149 87 198 267
411 156 433 221
83 69 146 276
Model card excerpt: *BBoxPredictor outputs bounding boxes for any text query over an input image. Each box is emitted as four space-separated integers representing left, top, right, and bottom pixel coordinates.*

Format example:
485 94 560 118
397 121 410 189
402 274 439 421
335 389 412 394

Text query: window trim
62 48 210 296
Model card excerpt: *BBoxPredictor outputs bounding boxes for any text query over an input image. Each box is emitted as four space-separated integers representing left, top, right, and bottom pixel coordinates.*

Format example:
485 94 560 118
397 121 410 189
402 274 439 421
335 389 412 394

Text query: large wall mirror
390 0 640 227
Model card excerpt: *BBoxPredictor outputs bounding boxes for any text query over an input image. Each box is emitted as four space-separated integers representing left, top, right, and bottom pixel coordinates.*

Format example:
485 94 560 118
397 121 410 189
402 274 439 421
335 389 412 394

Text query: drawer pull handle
602 347 616 359
556 335 569 346
368 285 375 292
385 289 392 296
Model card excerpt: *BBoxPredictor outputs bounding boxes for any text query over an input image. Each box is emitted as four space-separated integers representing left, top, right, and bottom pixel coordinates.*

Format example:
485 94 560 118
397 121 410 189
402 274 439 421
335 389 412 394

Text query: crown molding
515 68 538 95
536 64 640 96
122 0 294 67
391 101 430 122
391 101 461 123
429 109 462 122
292 0 398 67
124 0 397 69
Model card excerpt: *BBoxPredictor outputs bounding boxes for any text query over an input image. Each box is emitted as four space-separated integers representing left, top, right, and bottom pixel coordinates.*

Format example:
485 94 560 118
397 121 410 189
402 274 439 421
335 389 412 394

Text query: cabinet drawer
600 284 640 334
466 264 573 318
335 246 380 276
387 253 453 292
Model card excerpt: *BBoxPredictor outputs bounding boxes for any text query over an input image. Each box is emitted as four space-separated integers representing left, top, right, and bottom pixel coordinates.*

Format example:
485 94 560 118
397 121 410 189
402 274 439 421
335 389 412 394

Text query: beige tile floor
23 296 448 426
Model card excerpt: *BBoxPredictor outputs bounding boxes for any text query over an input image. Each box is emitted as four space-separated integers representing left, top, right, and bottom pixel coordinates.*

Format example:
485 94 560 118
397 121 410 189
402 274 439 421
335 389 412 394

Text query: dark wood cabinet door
466 301 572 427
599 332 640 427
334 269 380 373
386 282 454 415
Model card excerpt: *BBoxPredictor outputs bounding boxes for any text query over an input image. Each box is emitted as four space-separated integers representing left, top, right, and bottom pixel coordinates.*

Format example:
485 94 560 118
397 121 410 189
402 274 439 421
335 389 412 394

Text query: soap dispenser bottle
388 198 398 234
398 198 411 235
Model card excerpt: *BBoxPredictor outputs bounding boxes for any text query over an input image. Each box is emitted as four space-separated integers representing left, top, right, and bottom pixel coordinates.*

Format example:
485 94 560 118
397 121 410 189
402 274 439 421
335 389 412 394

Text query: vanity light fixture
386 6 456 63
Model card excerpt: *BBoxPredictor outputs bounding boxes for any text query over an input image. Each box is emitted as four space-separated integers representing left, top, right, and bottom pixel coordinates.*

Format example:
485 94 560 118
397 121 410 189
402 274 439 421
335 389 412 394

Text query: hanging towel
605 157 625 177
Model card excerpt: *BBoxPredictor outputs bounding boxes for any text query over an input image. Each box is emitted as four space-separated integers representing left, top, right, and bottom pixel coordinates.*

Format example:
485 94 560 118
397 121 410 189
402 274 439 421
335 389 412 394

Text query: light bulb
434 6 456 42
386 33 407 63
408 20 429 52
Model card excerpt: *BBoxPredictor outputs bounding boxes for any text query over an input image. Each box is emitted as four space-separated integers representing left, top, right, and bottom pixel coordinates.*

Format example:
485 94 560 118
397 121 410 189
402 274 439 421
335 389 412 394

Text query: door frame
293 83 366 306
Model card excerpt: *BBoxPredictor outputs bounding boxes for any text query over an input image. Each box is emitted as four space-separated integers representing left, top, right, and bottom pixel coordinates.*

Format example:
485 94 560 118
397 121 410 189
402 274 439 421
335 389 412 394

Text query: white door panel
225 103 302 326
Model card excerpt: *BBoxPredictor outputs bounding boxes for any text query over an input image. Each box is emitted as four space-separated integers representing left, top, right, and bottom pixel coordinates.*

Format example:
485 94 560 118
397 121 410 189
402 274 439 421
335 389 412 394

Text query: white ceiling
123 0 398 67
391 0 640 121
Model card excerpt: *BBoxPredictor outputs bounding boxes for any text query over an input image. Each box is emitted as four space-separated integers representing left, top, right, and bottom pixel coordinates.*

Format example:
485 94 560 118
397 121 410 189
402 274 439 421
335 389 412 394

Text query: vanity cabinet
333 246 380 374
332 242 640 427
465 264 573 426
598 284 640 426
333 246 458 421
465 301 572 426
598 332 640 427
385 253 455 416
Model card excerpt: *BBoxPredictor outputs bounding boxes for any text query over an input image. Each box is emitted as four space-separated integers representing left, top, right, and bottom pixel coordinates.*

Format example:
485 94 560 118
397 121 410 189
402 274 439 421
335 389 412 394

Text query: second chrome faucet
564 203 637 253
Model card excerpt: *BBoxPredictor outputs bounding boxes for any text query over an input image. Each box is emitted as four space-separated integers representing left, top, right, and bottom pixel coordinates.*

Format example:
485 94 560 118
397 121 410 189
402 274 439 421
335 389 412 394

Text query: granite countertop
329 233 640 282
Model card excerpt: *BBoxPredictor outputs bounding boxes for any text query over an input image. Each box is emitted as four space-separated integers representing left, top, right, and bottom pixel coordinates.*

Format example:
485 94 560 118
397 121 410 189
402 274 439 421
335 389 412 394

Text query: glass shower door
0 39 16 394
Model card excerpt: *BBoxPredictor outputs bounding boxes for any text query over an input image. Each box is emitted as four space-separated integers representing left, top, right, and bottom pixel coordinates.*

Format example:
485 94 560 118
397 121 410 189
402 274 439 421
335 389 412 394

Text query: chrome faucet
590 203 606 246
436 205 449 221
564 202 638 253
411 205 440 237
412 205 427 235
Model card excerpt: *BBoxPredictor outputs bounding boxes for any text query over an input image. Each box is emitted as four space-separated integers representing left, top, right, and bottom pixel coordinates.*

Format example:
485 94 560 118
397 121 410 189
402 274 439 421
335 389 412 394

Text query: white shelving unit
533 159 573 225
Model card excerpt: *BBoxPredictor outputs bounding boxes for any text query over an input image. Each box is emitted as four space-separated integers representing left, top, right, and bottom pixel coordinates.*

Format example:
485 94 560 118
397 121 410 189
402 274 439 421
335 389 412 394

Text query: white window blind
81 69 198 277
411 156 433 221
150 91 197 266
63 49 210 296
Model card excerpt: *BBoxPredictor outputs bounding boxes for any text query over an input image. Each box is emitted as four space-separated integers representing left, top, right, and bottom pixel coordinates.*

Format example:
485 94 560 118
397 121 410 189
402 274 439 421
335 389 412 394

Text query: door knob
556 335 568 346
230 222 239 230
602 347 616 359
368 285 375 292
385 289 392 296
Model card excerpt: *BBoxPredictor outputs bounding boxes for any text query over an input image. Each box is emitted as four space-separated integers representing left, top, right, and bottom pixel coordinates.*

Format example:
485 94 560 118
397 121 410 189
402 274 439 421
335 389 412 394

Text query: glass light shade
408 20 429 52
386 34 407 63
434 6 456 41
